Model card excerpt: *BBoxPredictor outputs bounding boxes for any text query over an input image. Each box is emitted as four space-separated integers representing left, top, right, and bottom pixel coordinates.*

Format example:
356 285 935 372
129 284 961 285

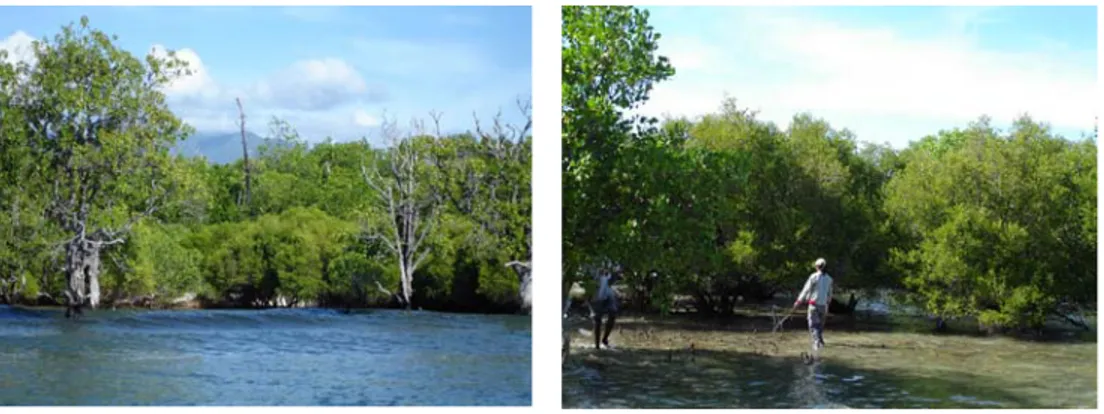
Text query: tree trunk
0 276 11 305
506 261 532 314
236 98 252 215
64 238 103 318
361 119 438 312
0 269 21 305
399 264 413 310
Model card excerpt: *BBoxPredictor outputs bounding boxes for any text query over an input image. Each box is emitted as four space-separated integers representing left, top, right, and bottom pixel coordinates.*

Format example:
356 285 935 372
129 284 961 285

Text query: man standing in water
794 258 833 352
592 265 622 350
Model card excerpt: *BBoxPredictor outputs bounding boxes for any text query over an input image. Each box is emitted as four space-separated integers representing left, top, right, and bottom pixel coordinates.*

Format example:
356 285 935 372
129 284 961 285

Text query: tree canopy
0 17 533 315
561 6 1096 331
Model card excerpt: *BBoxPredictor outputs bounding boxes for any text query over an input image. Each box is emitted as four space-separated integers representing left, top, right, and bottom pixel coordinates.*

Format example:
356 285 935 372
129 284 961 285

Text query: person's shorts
590 296 618 318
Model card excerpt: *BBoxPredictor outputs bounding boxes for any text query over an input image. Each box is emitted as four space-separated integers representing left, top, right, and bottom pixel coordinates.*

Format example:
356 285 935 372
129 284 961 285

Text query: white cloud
0 28 521 143
352 109 381 127
2 37 223 103
0 31 35 66
261 108 377 142
176 107 239 134
149 44 221 104
147 45 377 114
638 9 1097 147
140 49 382 136
254 58 375 111
659 36 719 73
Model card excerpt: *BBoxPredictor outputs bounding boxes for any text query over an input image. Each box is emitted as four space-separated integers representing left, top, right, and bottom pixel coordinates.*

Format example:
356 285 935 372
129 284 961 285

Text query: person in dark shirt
591 266 622 350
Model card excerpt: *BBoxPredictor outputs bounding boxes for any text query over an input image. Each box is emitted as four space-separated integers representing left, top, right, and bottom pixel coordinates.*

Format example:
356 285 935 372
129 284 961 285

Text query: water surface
561 317 1095 408
0 306 531 406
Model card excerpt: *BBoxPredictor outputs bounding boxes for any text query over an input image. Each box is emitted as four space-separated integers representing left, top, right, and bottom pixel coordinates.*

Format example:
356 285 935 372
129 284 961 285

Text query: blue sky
636 6 1097 148
0 6 532 144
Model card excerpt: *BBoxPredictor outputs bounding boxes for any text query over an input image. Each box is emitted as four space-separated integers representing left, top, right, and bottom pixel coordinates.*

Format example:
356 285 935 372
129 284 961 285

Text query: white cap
814 258 826 269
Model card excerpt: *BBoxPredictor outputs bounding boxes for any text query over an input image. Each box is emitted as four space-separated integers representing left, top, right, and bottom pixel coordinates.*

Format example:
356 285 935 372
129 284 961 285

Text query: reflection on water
0 306 531 406
561 326 1095 408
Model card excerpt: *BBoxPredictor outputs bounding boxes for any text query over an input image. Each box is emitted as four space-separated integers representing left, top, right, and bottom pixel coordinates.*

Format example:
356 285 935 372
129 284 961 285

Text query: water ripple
0 307 530 406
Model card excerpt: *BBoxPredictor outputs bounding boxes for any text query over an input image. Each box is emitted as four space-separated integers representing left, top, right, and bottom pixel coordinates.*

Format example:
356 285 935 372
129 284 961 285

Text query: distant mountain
173 131 270 164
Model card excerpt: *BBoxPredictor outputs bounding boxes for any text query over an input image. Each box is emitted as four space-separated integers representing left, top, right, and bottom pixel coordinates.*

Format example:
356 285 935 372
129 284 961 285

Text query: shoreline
3 301 531 318
565 306 1096 344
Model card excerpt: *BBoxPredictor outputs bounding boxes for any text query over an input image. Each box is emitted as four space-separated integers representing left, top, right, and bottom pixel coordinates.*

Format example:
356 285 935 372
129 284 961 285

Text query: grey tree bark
236 97 253 215
506 261 531 314
362 116 440 310
59 218 148 318
451 99 534 311
471 98 533 260
51 173 160 318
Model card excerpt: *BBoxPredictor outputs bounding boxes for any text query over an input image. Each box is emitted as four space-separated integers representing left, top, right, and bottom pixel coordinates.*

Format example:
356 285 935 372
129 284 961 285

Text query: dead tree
506 261 532 314
473 100 531 248
52 177 162 318
430 98 533 307
236 97 253 215
473 98 533 301
3 23 194 318
361 117 440 310
10 40 183 317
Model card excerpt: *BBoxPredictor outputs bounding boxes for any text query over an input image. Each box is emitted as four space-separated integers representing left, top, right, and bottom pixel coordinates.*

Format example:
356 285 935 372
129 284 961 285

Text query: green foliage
562 6 675 279
9 18 192 231
0 18 531 313
0 16 197 309
886 118 1096 329
108 221 204 301
562 7 1095 331
329 247 394 304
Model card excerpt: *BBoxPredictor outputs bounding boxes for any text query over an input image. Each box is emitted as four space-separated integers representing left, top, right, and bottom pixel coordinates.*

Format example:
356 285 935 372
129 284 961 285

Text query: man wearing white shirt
794 258 833 351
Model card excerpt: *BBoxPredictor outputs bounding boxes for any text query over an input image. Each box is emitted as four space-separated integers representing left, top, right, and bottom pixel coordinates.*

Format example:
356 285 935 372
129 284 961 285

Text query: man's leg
602 314 616 347
811 306 825 350
807 307 821 352
816 306 826 348
593 314 604 350
601 298 618 347
592 299 609 349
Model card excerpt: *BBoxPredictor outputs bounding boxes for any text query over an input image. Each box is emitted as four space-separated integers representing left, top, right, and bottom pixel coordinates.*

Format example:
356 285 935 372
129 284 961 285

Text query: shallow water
561 320 1095 408
0 306 531 406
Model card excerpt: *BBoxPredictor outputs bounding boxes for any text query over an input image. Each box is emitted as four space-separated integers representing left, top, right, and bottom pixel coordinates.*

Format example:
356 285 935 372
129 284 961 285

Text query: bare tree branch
359 114 442 309
236 97 253 214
